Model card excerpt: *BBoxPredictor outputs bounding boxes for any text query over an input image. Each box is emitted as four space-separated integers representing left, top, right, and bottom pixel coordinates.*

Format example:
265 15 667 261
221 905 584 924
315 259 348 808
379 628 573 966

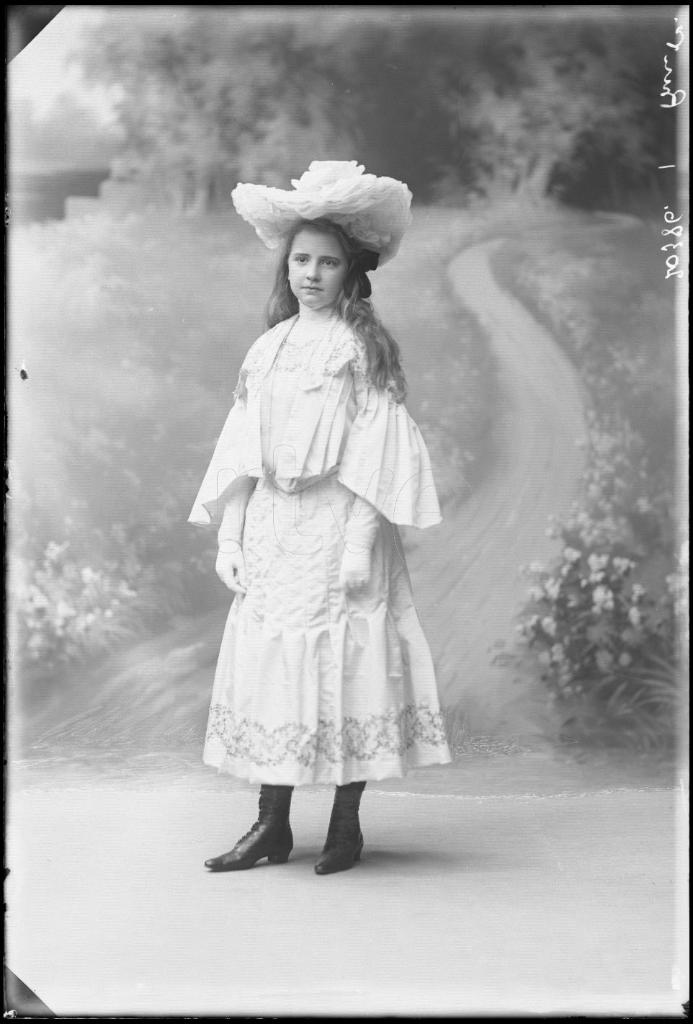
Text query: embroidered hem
203 701 451 785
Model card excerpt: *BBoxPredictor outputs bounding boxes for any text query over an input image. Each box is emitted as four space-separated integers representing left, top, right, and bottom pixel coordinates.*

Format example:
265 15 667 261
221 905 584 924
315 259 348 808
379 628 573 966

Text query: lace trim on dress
206 702 449 767
272 325 360 378
239 319 401 397
239 318 360 381
324 331 359 377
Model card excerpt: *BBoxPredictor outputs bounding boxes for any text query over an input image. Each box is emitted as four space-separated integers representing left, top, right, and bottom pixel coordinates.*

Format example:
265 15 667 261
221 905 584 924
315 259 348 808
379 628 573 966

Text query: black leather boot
314 781 366 875
205 784 294 871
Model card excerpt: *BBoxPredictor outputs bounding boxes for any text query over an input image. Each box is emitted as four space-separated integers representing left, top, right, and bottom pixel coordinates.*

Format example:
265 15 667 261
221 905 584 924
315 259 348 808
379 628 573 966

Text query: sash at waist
259 464 340 495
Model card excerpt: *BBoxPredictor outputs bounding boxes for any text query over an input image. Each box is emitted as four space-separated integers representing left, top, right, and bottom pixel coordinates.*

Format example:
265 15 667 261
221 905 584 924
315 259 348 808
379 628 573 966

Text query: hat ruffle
232 161 413 265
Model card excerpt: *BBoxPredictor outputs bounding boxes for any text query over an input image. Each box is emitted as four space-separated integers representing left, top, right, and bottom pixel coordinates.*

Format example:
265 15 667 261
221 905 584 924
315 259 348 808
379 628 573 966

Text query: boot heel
268 848 291 864
355 838 364 862
267 826 293 864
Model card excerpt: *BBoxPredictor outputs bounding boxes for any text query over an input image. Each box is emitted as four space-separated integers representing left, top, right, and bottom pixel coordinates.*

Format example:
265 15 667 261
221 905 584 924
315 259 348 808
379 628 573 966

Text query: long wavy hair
265 217 407 402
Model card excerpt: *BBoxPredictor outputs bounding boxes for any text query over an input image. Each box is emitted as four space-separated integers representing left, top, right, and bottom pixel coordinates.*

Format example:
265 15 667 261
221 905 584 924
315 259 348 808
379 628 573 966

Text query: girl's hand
216 544 247 595
339 547 372 593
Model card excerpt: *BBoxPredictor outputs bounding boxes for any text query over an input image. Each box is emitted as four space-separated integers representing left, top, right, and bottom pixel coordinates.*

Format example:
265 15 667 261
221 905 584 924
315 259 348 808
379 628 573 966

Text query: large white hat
231 160 413 265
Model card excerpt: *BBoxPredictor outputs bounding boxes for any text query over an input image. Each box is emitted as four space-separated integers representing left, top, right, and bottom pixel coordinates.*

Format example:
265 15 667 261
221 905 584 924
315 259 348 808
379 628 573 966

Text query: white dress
188 313 452 785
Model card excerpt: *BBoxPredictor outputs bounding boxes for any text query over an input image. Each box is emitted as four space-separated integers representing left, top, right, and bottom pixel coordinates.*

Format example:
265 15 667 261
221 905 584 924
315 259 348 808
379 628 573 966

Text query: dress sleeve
337 343 443 529
188 366 257 528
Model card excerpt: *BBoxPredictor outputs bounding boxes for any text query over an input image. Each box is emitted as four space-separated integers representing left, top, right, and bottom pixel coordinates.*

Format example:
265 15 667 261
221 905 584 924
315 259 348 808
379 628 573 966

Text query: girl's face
287 227 349 313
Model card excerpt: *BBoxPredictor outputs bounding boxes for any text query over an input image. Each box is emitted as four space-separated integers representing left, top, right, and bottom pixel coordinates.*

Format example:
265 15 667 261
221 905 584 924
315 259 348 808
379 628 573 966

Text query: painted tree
78 8 675 213
80 9 357 212
434 13 673 206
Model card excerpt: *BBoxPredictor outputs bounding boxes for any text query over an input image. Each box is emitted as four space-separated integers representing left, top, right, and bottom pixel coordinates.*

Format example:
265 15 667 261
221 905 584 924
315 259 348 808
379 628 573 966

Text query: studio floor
6 765 687 1017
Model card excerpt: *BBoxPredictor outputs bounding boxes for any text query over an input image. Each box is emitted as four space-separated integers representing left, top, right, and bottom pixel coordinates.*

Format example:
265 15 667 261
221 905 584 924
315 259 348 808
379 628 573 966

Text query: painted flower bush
10 509 196 670
495 221 684 749
517 535 684 748
14 538 141 666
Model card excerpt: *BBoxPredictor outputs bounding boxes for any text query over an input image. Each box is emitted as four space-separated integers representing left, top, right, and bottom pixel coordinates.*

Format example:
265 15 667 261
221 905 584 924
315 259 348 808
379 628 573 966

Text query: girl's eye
291 254 340 267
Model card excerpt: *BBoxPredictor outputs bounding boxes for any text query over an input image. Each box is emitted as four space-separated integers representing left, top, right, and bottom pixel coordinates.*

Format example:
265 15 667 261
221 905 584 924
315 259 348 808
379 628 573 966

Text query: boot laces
237 820 262 844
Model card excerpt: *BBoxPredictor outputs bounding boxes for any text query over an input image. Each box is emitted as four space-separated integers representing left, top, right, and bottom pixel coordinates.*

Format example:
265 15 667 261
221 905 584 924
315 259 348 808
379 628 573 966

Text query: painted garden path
403 237 587 740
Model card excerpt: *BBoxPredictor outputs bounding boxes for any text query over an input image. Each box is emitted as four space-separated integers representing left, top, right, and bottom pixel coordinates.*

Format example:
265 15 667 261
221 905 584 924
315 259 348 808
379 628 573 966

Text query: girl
188 161 451 875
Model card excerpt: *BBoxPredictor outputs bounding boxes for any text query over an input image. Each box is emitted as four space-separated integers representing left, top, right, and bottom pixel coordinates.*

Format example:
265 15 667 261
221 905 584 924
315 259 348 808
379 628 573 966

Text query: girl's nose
306 262 320 280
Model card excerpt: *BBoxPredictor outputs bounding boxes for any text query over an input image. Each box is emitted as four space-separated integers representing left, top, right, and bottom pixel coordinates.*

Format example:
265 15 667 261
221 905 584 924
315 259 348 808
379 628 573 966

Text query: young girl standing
189 161 451 875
